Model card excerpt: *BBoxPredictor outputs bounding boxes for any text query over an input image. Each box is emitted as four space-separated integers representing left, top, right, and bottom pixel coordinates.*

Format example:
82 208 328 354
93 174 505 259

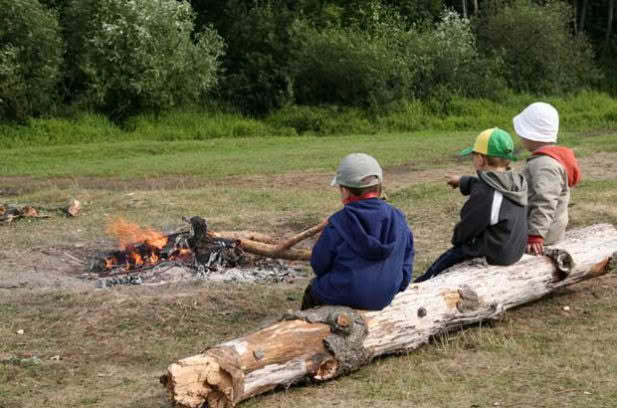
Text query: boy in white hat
513 102 581 255
301 153 414 311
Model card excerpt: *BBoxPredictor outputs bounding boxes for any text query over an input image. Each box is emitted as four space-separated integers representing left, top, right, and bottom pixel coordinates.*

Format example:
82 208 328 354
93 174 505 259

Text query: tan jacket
523 155 569 245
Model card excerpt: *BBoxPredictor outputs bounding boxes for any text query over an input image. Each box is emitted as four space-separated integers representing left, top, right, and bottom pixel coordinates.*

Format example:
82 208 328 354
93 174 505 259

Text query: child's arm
310 224 338 276
445 175 460 189
451 177 492 246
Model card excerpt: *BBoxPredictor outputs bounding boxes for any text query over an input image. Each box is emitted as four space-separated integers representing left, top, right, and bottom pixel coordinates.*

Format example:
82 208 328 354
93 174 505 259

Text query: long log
161 224 617 408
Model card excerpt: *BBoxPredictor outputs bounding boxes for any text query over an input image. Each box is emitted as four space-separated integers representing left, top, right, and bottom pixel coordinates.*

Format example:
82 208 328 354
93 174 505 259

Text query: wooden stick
208 231 277 245
274 220 327 252
236 239 312 261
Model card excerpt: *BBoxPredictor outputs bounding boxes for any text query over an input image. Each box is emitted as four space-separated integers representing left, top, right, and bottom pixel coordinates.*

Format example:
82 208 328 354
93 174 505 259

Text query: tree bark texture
605 0 615 54
161 224 617 408
579 0 589 33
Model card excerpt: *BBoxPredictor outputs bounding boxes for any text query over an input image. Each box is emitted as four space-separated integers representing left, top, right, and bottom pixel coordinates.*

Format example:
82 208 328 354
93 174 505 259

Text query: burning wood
91 217 320 276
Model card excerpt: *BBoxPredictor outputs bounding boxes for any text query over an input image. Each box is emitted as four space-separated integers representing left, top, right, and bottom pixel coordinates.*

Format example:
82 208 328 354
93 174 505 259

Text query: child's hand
526 242 544 256
445 175 460 189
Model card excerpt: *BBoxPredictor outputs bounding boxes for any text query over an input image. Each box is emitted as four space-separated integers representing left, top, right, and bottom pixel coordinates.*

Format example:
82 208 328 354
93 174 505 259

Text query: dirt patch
0 247 93 291
2 151 612 197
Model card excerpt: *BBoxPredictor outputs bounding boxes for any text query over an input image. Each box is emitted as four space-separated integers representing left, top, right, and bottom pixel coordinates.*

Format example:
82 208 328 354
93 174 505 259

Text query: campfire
89 216 325 287
101 218 193 271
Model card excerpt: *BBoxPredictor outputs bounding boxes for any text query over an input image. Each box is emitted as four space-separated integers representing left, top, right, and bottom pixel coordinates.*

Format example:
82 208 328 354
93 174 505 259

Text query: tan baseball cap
330 153 383 188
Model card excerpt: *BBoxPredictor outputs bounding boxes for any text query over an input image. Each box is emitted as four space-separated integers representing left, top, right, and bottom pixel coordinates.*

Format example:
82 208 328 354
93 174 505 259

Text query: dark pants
301 281 327 310
414 246 471 283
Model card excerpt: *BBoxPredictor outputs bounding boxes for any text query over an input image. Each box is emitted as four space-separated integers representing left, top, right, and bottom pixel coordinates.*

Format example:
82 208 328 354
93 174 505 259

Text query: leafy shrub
475 0 600 94
266 105 375 135
63 0 224 119
405 10 507 104
0 0 63 121
215 2 296 116
290 15 417 109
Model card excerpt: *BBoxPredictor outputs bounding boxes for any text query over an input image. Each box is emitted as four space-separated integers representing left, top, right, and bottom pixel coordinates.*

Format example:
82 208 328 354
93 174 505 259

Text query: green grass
2 127 613 180
1 124 617 408
1 91 616 148
0 131 469 178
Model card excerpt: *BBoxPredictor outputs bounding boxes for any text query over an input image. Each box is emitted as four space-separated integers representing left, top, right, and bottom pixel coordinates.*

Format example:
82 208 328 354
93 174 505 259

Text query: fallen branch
1 199 81 225
208 231 277 245
236 239 312 261
0 204 50 224
274 221 327 252
206 222 325 261
162 224 617 408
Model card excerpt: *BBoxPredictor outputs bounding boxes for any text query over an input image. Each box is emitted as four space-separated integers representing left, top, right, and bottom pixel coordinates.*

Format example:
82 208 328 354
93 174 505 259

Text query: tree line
1 0 615 122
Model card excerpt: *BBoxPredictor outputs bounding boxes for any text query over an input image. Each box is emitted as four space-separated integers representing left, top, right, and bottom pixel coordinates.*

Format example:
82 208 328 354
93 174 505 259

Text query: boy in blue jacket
301 153 414 311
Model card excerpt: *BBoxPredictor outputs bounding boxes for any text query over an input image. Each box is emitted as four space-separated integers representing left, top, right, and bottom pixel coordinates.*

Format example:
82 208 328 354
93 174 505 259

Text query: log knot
282 306 371 379
456 285 481 313
544 247 574 281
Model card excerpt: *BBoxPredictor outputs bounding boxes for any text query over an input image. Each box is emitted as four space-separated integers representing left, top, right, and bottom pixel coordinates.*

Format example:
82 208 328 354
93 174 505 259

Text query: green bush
215 2 296 116
475 0 600 94
291 21 416 109
63 0 224 119
0 0 63 121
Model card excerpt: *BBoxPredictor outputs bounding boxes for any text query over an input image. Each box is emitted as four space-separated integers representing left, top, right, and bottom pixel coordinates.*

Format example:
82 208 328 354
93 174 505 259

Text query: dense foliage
0 0 63 121
476 0 600 94
63 0 224 119
1 0 615 122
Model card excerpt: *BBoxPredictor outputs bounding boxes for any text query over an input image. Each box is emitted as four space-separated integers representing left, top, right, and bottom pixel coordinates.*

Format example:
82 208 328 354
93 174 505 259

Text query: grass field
1 128 617 408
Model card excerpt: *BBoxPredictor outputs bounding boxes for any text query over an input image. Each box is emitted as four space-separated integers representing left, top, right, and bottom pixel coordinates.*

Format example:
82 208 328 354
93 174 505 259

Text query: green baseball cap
459 128 517 161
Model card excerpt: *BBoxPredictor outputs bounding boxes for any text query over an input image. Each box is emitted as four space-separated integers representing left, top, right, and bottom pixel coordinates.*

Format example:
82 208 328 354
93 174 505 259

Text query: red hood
533 146 581 187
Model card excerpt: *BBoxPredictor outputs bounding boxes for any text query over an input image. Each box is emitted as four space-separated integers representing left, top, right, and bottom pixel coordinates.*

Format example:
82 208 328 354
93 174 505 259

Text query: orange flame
105 217 168 249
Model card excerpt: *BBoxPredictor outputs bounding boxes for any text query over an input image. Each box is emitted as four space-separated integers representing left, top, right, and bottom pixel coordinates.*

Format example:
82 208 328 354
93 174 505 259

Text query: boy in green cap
414 128 528 282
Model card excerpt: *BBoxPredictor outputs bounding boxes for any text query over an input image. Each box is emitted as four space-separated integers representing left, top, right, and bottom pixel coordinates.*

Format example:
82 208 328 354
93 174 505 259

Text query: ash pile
88 217 305 288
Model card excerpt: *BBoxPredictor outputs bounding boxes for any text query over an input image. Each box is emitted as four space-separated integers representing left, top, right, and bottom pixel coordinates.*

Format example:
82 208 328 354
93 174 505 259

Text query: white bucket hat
512 102 559 143
330 153 383 188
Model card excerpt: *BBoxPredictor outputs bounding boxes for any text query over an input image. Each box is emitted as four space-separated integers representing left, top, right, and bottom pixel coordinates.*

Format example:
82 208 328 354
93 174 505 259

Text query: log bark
162 224 617 408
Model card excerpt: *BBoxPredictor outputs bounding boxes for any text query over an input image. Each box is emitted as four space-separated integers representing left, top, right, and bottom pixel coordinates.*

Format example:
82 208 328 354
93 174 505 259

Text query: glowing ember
102 218 192 271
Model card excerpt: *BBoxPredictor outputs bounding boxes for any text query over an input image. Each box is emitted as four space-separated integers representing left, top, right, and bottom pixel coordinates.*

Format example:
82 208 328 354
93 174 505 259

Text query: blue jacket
310 198 414 310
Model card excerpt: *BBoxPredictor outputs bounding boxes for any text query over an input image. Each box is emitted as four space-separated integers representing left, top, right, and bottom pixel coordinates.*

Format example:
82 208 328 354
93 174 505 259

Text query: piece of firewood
236 239 312 261
208 231 277 245
274 221 327 252
161 224 617 408
66 199 81 217
187 217 311 262
0 204 50 224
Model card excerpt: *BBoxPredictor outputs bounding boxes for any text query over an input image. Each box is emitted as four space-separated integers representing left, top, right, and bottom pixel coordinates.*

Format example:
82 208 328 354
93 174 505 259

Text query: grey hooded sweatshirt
453 170 528 265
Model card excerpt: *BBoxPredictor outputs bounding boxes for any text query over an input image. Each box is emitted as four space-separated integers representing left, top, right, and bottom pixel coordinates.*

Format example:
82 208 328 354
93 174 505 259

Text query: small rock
17 329 24 335
563 306 571 311
584 391 591 395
